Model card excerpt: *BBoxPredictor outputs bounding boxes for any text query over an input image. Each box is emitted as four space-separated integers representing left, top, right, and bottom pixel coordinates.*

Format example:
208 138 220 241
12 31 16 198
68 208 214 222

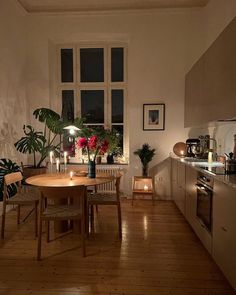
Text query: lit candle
144 185 148 191
56 158 60 172
208 151 213 163
64 151 67 165
49 151 54 164
70 171 73 180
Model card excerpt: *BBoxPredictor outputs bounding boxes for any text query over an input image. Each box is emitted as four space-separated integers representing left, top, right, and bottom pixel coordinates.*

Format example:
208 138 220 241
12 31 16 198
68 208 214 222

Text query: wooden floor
0 200 235 295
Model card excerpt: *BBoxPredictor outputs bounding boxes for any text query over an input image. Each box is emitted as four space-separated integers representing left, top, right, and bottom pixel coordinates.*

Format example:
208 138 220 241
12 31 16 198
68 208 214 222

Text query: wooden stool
132 176 154 205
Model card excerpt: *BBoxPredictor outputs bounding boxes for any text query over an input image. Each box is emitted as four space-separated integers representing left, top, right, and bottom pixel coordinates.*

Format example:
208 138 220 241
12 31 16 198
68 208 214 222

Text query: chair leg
37 219 43 261
17 205 21 224
117 203 122 240
81 216 86 257
35 203 38 237
1 203 7 239
46 221 50 242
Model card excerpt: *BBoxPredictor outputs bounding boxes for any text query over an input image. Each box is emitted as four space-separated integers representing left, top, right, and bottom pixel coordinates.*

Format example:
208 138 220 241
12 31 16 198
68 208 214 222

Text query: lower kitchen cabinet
213 179 236 289
171 159 185 216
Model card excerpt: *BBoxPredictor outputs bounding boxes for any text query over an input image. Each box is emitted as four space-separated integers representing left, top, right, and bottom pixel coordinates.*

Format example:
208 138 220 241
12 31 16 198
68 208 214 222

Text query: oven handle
195 183 210 195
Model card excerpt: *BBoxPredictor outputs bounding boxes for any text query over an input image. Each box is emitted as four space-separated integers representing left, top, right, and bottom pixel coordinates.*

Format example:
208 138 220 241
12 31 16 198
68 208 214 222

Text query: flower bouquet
76 128 109 178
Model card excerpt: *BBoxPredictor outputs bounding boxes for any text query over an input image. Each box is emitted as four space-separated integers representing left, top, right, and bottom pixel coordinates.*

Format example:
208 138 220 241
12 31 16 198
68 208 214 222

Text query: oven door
196 183 213 233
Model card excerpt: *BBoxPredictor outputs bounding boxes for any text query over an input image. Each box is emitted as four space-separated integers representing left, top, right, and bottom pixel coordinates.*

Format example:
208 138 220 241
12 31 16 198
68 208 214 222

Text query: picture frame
143 103 165 131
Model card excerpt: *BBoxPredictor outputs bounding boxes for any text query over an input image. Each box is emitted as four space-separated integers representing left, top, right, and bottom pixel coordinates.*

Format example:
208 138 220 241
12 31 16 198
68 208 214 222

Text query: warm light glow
144 185 148 191
208 151 213 163
180 150 184 156
49 151 53 164
64 151 67 165
56 158 60 172
70 171 73 180
69 128 75 135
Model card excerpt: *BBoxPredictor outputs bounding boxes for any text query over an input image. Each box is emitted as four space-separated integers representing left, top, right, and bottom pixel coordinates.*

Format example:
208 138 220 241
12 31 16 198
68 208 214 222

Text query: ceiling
17 0 210 14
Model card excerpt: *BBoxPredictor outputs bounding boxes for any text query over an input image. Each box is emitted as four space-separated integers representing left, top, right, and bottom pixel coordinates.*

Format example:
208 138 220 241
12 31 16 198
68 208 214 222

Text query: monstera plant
14 108 65 168
0 159 21 201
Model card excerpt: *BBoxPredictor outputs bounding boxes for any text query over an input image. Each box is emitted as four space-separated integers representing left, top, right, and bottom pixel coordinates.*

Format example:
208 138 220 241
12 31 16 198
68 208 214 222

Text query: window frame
56 42 128 159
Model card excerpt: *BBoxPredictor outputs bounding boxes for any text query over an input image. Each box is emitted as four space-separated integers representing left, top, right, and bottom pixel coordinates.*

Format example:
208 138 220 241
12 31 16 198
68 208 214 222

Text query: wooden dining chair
87 174 123 239
1 172 39 239
37 185 86 260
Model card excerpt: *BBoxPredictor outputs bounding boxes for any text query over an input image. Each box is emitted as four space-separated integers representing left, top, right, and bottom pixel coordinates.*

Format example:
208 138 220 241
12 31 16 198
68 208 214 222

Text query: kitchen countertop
172 156 236 189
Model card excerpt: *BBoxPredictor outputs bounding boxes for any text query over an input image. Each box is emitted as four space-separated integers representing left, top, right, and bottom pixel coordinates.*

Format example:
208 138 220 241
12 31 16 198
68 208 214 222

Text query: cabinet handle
221 226 228 232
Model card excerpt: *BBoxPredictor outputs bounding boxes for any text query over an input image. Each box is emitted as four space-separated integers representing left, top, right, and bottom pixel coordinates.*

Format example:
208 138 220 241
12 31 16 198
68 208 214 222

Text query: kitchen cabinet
185 165 197 227
185 16 236 127
213 179 236 289
171 159 186 215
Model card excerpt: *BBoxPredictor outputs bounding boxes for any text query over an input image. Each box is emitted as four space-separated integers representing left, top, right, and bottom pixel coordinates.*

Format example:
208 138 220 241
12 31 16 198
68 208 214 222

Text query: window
57 43 127 155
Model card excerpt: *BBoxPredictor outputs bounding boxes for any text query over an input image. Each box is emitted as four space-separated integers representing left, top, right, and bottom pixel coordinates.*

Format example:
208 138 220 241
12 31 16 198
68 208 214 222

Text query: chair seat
7 192 39 204
88 193 117 204
42 205 82 219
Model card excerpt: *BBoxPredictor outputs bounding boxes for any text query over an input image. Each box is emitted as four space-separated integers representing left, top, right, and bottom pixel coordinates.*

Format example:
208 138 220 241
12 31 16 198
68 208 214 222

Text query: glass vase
88 160 96 178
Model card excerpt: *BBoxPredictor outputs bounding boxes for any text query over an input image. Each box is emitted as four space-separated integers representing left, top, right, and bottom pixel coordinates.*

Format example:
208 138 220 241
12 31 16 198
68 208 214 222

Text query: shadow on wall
0 122 20 162
149 157 172 201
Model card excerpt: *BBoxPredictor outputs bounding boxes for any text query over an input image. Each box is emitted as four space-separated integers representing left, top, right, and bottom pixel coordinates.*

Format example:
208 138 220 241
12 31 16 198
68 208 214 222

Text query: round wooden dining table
26 172 114 233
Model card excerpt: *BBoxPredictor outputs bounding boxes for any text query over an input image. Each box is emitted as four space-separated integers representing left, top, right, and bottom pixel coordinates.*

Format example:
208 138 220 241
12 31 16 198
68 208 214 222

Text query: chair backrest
4 172 23 186
40 185 86 208
3 172 23 201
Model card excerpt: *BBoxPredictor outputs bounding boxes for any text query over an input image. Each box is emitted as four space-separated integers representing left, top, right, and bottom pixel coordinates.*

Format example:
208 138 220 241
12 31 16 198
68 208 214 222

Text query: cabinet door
171 159 186 215
185 166 197 225
213 180 236 289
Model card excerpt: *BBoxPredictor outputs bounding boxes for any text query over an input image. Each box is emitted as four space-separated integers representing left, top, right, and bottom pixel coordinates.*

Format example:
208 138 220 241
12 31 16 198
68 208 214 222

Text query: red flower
100 140 109 154
77 137 87 149
88 135 98 150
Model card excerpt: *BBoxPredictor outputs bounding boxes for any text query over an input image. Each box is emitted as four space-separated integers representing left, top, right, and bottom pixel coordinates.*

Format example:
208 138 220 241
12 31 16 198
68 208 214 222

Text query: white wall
26 9 205 198
0 0 27 163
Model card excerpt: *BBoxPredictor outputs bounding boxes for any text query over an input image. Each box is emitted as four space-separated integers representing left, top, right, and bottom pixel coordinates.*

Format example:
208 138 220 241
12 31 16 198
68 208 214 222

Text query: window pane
112 90 124 123
61 49 73 82
81 90 104 123
111 48 124 82
61 90 74 121
80 48 104 82
112 125 123 152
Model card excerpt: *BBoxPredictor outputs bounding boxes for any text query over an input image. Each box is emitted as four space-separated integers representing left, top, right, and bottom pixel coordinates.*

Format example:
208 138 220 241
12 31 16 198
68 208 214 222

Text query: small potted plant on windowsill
134 143 156 177
105 129 122 164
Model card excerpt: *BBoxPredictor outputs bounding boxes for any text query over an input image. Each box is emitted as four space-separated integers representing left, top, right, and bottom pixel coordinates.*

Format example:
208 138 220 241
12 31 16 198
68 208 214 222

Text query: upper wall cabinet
185 17 236 127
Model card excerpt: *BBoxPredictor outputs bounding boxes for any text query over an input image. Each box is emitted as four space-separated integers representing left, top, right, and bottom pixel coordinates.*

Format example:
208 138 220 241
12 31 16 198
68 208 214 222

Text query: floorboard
0 200 235 295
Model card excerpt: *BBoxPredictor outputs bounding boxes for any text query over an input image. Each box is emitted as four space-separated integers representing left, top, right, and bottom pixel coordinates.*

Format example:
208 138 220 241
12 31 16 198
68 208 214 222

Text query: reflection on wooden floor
0 200 235 295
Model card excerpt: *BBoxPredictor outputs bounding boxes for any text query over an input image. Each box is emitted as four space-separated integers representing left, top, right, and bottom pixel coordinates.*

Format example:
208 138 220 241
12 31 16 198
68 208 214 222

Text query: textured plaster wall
0 0 27 163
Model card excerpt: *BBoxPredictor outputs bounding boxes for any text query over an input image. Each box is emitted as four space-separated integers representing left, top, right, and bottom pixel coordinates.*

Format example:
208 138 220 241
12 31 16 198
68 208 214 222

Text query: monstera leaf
14 125 45 154
0 159 21 201
33 108 64 135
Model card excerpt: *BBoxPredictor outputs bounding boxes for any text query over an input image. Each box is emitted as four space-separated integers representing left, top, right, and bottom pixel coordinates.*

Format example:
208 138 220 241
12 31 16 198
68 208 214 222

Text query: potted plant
0 159 21 201
105 129 122 164
14 108 67 177
134 143 156 176
76 126 109 178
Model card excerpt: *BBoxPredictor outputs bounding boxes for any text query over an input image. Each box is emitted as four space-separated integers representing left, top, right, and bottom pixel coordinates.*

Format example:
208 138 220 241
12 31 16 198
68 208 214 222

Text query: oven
196 172 213 233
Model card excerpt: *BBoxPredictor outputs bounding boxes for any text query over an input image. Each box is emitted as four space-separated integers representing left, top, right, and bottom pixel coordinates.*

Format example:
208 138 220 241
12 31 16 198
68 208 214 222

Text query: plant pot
142 165 148 177
22 166 47 179
88 161 96 178
107 154 114 164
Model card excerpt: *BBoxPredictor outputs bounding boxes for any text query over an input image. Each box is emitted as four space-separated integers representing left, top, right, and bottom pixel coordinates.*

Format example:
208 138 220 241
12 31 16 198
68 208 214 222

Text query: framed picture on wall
143 103 165 131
